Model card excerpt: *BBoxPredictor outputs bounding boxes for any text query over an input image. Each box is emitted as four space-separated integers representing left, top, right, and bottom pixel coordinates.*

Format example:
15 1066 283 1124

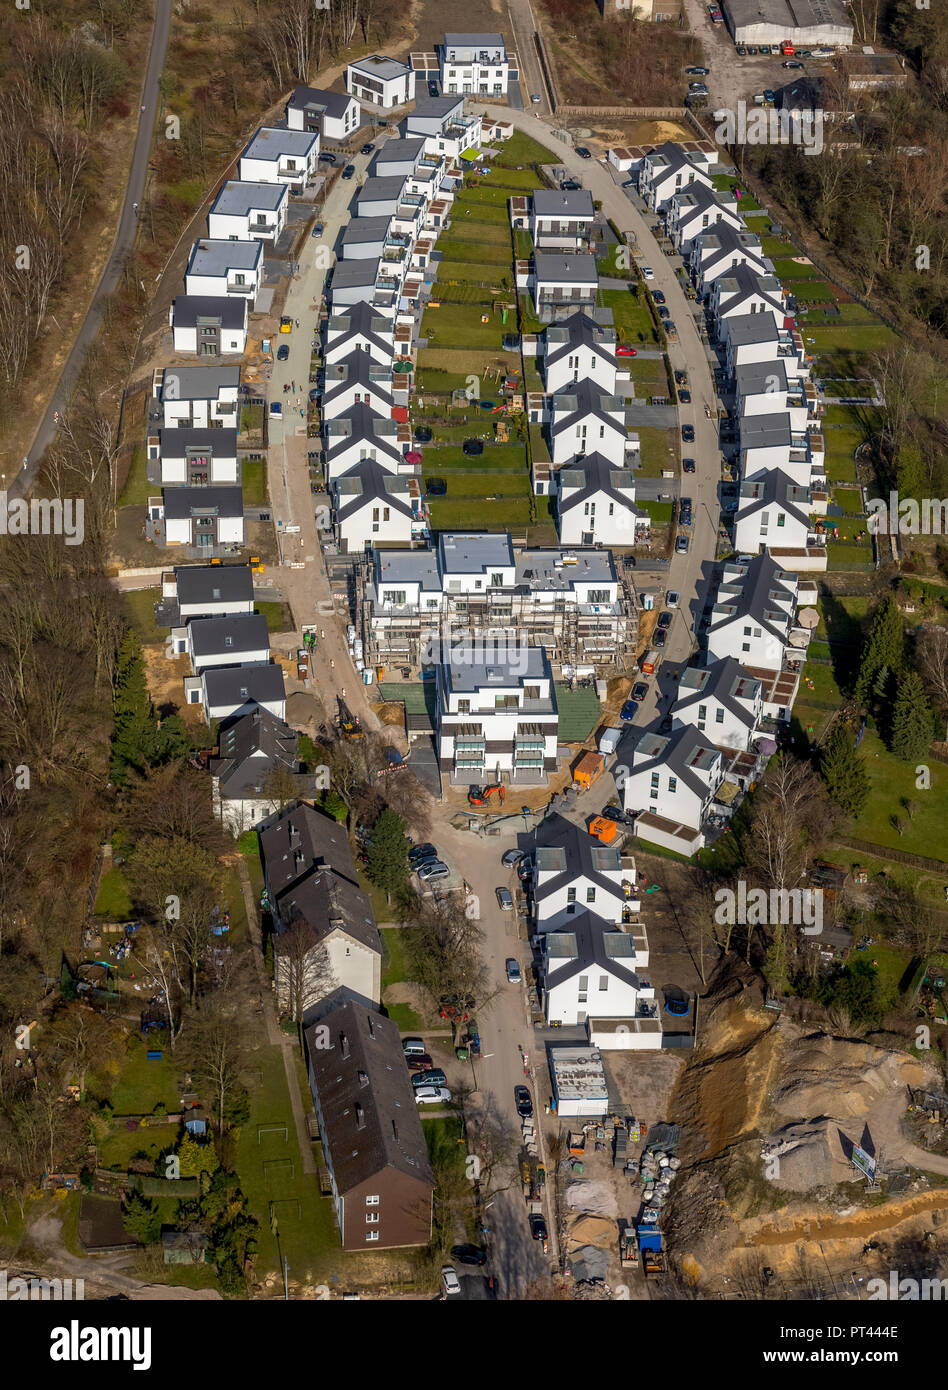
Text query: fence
834 835 948 873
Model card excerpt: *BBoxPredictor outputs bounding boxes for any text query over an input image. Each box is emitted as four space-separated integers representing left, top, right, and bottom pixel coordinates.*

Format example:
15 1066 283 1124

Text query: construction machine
337 697 365 740
467 784 505 806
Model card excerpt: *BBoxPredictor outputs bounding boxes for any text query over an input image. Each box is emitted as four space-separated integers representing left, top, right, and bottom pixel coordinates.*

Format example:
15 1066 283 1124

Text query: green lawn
424 470 529 499
843 728 948 861
98 1121 179 1170
598 288 657 345
434 239 510 265
435 260 513 286
636 425 678 478
626 357 667 393
489 129 558 165
118 445 149 507
416 347 504 378
555 684 602 742
241 456 267 507
643 500 673 524
807 323 899 352
94 867 133 918
428 498 532 530
815 595 868 643
826 537 874 569
109 1039 180 1116
380 927 411 987
254 600 293 632
420 444 526 472
123 588 164 644
441 217 512 245
423 301 507 347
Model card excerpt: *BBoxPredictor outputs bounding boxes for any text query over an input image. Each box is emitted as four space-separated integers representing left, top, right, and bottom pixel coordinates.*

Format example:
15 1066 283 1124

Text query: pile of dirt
565 1213 617 1252
770 1036 929 1121
563 1180 618 1218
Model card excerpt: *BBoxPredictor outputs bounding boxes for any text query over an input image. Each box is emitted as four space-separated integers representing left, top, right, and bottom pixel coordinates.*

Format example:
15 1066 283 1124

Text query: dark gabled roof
676 656 761 728
533 813 624 908
557 452 643 518
327 300 395 352
305 1001 433 1198
696 224 767 266
209 706 299 797
545 912 644 992
202 663 285 711
633 725 722 801
737 468 811 526
325 403 403 462
171 296 247 329
187 612 269 658
158 427 237 456
322 352 394 408
174 563 253 608
162 485 244 519
287 85 354 120
332 458 413 520
708 550 797 641
551 379 624 438
260 803 360 897
716 262 785 313
545 311 616 372
276 867 382 956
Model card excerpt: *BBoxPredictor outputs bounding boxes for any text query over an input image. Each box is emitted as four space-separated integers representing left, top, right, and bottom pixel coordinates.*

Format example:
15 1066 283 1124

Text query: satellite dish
797 607 820 629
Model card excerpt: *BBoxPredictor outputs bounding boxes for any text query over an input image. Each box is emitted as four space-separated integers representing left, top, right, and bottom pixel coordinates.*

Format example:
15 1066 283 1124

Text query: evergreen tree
121 1190 161 1245
365 808 409 904
819 724 870 817
855 594 903 706
889 669 933 761
111 631 190 782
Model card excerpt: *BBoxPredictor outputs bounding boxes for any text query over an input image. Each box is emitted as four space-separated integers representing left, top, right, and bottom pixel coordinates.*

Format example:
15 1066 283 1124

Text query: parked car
402 1036 427 1056
683 458 696 472
653 628 666 648
505 958 521 983
530 92 542 103
619 700 636 721
681 423 695 443
679 389 691 403
688 82 708 93
452 1244 487 1266
686 65 710 75
406 1052 434 1072
675 535 690 553
601 804 631 825
615 344 637 357
529 1214 548 1241
665 321 678 337
409 842 438 864
560 178 581 191
318 151 337 164
680 495 693 518
514 1085 533 1118
658 305 671 319
666 589 680 608
311 222 324 238
736 44 747 54
747 45 758 54
360 142 374 154
652 290 666 304
763 89 775 102
341 164 356 179
517 857 534 884
631 681 650 702
502 849 525 868
418 860 450 881
496 887 514 912
782 59 803 68
414 425 432 442
416 1086 452 1105
441 1266 461 1296
575 146 592 159
462 438 484 456
759 43 771 54
276 344 290 361
412 1069 447 1089
657 611 672 630
641 267 655 280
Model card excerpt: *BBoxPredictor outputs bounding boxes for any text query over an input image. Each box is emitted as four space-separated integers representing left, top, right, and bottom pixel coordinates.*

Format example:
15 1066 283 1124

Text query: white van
599 727 622 756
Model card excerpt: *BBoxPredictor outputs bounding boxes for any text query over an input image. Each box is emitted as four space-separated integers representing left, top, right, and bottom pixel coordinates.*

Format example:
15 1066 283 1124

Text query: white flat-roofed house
170 296 247 356
321 352 394 421
689 224 768 289
151 428 238 487
185 239 263 300
370 137 426 179
238 126 320 192
436 642 558 785
354 175 412 220
323 403 406 482
532 813 628 935
532 252 599 315
159 485 244 548
548 379 629 467
329 255 404 316
440 32 511 95
741 411 824 487
665 184 741 252
637 140 714 211
324 302 396 365
172 612 270 674
332 459 416 552
161 563 254 621
675 657 763 752
622 726 724 845
735 360 805 429
733 471 821 557
340 216 392 262
207 181 288 242
530 189 596 252
556 453 648 547
285 85 360 143
406 97 483 160
706 551 809 673
542 311 622 395
347 54 416 109
542 915 654 1029
157 365 241 429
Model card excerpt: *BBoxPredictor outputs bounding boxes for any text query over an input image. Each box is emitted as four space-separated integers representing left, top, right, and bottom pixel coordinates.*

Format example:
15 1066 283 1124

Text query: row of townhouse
358 530 637 677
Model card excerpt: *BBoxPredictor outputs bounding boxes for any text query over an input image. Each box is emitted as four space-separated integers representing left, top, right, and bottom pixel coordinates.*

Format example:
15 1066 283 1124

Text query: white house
637 140 715 211
185 239 263 300
347 54 415 109
711 265 788 330
706 551 812 674
370 137 427 180
207 181 288 242
285 85 361 143
622 726 724 845
406 96 483 160
170 296 247 356
160 485 244 548
260 804 382 1023
666 184 741 251
542 311 621 395
542 915 654 1028
733 471 819 556
532 813 628 934
324 301 396 365
151 428 238 487
333 459 417 553
172 612 270 674
435 642 558 785
195 663 286 724
690 224 769 288
530 189 596 253
157 365 241 429
548 379 629 466
556 453 648 547
675 657 763 752
740 411 824 486
323 403 406 482
440 32 512 96
210 707 315 835
239 126 320 192
161 563 254 621
321 352 394 420
532 252 599 315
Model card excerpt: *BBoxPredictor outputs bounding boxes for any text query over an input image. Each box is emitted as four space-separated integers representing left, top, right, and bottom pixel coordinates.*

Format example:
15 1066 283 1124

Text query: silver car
496 886 514 911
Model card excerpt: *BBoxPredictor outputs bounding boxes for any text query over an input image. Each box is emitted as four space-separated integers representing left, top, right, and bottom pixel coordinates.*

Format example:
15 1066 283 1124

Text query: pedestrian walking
295 319 299 328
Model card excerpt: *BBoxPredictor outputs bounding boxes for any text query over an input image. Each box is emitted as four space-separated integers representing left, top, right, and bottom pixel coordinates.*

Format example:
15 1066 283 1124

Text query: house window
742 642 750 652
365 1212 379 1223
777 514 785 527
567 887 576 903
599 975 609 991
365 1231 379 1242
668 776 677 793
715 708 725 723
586 887 596 903
365 1195 380 1205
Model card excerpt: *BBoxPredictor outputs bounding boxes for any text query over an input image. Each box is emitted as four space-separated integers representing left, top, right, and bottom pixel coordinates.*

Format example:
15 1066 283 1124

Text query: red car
616 345 637 357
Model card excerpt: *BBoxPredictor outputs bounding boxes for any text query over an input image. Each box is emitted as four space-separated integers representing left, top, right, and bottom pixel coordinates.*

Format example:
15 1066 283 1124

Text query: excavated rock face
769 1035 930 1122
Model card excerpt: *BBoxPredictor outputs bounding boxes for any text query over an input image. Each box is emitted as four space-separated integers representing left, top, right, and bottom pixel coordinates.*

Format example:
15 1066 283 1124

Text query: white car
415 1085 452 1105
496 886 514 911
666 590 680 608
530 93 542 103
641 266 655 280
441 1265 462 1296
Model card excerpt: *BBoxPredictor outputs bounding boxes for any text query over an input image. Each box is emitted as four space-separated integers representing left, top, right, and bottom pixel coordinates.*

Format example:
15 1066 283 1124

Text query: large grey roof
725 312 780 346
357 176 409 203
341 216 392 246
515 544 618 587
533 189 595 219
349 53 411 81
551 378 624 436
557 454 643 518
174 563 253 608
158 427 237 455
328 300 396 343
260 803 360 896
243 125 318 160
735 359 791 399
740 412 793 449
677 656 761 727
160 365 241 402
738 469 811 523
709 551 797 636
533 813 622 908
211 180 287 214
633 725 722 800
545 311 616 371
439 531 514 573
722 0 851 31
210 706 301 798
545 912 643 992
408 95 465 120
203 663 285 710
443 32 506 49
162 485 243 519
372 547 441 590
535 252 599 285
187 612 269 658
287 85 354 120
333 459 413 519
373 137 426 168
187 239 262 277
443 642 553 693
171 296 246 329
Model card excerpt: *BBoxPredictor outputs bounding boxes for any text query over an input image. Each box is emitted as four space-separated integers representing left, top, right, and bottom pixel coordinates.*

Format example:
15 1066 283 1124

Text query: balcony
225 281 255 295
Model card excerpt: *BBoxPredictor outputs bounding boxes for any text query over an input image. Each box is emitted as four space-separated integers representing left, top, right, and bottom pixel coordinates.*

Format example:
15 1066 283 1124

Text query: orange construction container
588 816 619 844
573 751 605 790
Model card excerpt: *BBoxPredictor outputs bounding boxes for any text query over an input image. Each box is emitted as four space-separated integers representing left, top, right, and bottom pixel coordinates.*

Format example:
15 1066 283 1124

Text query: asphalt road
14 0 173 496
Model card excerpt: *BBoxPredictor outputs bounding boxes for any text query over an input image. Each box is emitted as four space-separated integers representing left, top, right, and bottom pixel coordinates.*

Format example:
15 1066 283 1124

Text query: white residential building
440 32 511 96
556 453 648 547
239 127 320 192
733 470 820 557
547 379 629 466
530 189 596 252
160 563 254 621
622 726 724 847
531 252 598 315
706 551 813 677
740 411 824 487
666 185 741 251
193 663 286 724
675 657 764 752
169 296 248 356
532 814 629 934
347 54 416 109
323 404 407 482
711 265 788 329
637 140 715 211
285 85 360 143
156 365 241 429
542 311 622 395
435 643 558 784
405 96 484 160
159 485 244 549
723 312 809 378
690 224 769 287
542 915 654 1029
171 612 270 674
207 181 288 242
332 459 417 553
321 352 395 420
185 239 263 300
210 707 314 835
324 302 396 365
151 428 238 487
